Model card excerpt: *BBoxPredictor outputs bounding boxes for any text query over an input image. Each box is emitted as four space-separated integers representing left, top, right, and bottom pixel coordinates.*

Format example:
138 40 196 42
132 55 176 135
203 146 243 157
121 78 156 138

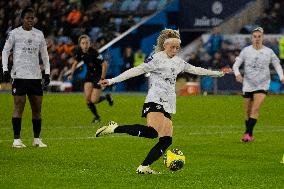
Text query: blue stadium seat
103 1 114 10
120 0 132 11
157 0 168 10
89 27 101 41
128 0 141 11
146 0 158 11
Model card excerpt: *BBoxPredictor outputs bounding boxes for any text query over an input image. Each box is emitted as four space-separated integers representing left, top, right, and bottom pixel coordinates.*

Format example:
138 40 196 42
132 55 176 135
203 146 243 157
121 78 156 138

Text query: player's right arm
99 55 156 87
2 31 15 73
233 49 245 83
68 58 78 80
1 31 14 82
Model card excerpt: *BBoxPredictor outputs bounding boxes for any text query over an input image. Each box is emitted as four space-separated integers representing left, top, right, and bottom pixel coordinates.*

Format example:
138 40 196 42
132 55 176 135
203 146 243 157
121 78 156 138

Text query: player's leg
91 88 102 104
11 79 27 148
241 93 253 142
137 112 172 174
28 95 47 147
85 82 100 122
95 121 158 139
247 93 266 136
12 95 27 148
91 83 113 106
96 103 159 138
243 97 253 133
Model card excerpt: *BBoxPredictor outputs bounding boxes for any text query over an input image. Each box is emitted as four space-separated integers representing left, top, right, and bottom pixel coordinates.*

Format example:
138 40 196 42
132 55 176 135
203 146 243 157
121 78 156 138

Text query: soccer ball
163 149 185 171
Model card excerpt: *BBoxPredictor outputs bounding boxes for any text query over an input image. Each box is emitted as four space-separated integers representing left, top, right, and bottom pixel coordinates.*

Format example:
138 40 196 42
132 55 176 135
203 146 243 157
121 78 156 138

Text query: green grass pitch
0 93 283 188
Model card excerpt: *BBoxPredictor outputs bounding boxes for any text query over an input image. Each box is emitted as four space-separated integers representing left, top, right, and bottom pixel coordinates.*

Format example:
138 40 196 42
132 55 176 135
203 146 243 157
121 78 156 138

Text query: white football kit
233 45 284 92
108 51 223 114
2 26 50 79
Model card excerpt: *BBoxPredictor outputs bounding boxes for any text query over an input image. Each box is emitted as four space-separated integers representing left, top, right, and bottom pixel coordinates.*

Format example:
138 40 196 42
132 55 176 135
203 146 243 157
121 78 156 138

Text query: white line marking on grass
0 129 284 142
1 125 284 130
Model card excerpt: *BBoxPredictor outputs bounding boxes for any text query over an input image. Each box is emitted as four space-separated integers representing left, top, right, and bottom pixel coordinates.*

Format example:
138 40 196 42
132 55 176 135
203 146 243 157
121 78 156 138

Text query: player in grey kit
1 7 50 148
95 29 227 174
233 27 284 142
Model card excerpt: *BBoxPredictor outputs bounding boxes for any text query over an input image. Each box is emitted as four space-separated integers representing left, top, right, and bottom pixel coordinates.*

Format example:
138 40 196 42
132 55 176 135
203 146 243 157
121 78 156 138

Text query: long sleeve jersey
2 26 50 79
233 45 283 92
108 51 223 114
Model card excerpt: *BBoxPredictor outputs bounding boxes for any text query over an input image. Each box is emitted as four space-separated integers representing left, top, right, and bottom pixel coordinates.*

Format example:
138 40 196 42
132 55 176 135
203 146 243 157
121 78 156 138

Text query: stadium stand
0 0 282 93
0 0 172 91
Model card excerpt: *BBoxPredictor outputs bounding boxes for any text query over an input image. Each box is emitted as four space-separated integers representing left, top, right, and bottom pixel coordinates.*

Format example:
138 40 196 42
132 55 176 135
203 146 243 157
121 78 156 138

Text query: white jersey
109 51 223 114
233 45 284 92
2 26 50 79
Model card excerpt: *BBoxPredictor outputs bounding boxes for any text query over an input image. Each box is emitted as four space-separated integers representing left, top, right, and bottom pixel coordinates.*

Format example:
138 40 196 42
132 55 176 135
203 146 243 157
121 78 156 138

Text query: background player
1 7 50 148
233 27 284 142
69 35 113 123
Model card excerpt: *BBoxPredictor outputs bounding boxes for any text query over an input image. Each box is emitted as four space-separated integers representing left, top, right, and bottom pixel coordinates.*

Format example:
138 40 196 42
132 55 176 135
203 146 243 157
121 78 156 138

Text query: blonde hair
78 34 90 44
154 29 180 53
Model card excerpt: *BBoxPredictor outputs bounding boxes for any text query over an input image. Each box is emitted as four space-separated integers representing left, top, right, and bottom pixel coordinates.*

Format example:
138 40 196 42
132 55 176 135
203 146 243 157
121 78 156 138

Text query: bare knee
251 106 260 115
91 97 99 104
13 107 24 117
13 104 25 117
32 110 41 119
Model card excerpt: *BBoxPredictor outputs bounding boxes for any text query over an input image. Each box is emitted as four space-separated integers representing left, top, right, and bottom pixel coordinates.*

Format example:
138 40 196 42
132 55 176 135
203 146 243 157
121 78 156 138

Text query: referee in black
69 35 113 123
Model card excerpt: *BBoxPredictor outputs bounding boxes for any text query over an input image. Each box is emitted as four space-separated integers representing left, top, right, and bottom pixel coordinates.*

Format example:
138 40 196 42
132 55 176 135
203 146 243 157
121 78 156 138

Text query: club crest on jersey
24 39 33 46
144 56 153 64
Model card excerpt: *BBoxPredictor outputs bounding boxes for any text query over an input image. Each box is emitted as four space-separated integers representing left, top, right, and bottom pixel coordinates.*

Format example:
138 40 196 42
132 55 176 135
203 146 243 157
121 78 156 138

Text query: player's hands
281 78 284 84
236 74 243 83
3 71 10 83
99 79 110 87
221 67 233 74
67 74 73 81
43 74 50 86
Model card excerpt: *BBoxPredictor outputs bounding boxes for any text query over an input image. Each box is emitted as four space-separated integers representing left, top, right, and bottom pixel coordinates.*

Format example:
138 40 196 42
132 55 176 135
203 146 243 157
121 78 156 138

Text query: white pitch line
0 125 284 130
0 129 284 142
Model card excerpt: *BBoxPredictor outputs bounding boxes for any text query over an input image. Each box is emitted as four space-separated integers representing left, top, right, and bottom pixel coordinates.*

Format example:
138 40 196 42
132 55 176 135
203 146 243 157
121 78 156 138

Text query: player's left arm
39 33 50 85
270 50 284 84
183 61 224 77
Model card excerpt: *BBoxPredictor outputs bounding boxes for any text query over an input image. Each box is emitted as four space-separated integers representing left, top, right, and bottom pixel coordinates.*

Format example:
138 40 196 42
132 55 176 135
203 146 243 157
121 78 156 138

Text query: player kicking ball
96 29 229 174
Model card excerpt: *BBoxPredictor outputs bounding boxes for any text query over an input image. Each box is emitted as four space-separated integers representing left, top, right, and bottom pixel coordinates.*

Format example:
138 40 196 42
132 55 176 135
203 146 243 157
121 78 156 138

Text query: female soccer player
95 29 227 174
69 35 113 123
2 7 49 148
233 27 284 142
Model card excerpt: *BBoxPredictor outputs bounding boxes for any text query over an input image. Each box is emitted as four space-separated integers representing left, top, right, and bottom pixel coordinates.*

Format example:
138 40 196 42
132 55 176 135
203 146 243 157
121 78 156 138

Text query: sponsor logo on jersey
156 105 161 109
143 107 150 113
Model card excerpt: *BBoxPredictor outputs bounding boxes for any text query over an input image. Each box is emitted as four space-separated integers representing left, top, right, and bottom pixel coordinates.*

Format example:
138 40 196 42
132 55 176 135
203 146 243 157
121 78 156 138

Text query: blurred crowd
0 0 283 93
0 0 170 86
241 0 284 34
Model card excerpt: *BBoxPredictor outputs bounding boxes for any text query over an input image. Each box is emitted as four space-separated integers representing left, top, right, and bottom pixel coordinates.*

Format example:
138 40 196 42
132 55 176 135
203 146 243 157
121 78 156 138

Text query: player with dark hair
233 27 284 142
2 7 50 148
95 29 228 174
69 35 113 123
